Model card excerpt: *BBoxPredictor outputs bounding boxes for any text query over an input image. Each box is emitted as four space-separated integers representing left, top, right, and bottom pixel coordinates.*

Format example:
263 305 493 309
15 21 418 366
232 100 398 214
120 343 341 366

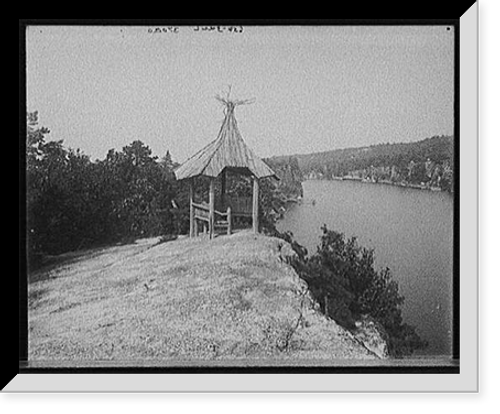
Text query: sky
26 25 454 163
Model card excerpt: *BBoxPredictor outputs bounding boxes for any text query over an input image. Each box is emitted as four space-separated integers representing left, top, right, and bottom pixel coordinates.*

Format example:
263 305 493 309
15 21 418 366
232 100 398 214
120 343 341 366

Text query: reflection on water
277 179 454 356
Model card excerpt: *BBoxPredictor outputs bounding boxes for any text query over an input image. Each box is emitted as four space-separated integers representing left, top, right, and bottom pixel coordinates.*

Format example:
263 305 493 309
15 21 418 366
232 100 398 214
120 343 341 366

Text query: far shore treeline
26 111 452 357
269 135 454 192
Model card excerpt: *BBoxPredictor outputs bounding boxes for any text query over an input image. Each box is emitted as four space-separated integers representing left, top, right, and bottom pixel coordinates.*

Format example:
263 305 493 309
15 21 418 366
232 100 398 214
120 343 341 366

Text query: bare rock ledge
28 231 380 366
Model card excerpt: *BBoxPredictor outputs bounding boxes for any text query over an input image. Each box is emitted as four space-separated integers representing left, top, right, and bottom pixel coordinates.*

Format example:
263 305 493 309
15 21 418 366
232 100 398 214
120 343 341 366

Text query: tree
26 112 81 256
99 141 177 241
26 111 52 259
278 225 427 357
26 113 181 263
26 112 101 257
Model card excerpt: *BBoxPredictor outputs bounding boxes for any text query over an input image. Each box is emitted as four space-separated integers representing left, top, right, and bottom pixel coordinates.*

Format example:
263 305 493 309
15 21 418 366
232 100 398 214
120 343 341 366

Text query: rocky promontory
28 231 384 366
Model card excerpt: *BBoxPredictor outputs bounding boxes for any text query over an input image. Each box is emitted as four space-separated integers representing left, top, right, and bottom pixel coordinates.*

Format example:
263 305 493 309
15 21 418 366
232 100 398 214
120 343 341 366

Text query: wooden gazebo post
252 176 259 234
209 177 215 239
220 169 226 209
189 179 195 238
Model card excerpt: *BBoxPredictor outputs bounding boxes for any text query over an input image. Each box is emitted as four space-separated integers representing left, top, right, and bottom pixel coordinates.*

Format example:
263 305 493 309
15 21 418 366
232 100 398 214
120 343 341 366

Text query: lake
277 179 454 356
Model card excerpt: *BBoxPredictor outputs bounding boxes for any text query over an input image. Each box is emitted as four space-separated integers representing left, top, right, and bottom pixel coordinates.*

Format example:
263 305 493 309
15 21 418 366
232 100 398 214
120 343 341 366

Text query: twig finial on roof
215 86 255 113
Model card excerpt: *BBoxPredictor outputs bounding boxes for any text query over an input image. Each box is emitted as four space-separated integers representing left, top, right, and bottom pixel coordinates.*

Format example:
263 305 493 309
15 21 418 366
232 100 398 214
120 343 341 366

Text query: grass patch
228 290 253 312
112 276 140 290
49 302 82 314
28 287 48 309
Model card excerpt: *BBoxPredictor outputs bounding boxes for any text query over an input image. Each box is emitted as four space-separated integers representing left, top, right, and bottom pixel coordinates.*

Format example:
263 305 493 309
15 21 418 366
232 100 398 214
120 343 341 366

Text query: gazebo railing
187 173 260 239
192 201 232 236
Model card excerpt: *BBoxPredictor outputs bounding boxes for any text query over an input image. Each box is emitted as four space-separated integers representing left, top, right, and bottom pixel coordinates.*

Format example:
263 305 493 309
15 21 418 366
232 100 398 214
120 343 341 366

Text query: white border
7 9 478 392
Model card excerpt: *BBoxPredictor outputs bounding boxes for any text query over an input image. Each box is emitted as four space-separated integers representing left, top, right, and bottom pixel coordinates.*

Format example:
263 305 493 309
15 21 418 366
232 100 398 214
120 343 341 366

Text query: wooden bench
192 201 232 236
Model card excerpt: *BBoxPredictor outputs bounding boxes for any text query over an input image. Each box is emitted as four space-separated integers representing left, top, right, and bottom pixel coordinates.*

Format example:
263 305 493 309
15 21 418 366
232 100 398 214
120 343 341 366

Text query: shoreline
304 176 452 194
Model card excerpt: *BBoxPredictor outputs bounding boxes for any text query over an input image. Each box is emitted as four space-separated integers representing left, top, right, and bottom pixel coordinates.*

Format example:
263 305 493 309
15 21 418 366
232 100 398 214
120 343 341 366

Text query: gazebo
174 96 278 239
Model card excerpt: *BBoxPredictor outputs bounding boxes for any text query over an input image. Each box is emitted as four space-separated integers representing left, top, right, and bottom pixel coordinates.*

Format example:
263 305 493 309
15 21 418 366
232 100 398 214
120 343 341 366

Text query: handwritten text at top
148 26 244 34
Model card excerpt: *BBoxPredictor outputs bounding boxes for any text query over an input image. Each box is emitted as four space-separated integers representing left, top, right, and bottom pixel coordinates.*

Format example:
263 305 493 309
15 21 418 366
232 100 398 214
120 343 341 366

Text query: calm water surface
277 179 454 356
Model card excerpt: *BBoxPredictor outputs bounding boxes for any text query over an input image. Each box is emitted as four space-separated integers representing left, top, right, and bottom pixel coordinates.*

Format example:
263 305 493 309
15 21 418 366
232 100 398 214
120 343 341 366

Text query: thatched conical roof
174 100 278 180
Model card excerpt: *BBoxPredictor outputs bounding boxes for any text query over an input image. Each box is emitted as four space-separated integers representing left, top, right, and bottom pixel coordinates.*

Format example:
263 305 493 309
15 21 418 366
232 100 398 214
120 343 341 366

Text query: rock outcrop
353 315 389 359
28 231 381 365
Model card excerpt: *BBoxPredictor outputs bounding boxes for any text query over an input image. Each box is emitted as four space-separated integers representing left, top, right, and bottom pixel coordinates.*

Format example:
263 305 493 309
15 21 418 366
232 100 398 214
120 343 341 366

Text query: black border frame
15 16 472 386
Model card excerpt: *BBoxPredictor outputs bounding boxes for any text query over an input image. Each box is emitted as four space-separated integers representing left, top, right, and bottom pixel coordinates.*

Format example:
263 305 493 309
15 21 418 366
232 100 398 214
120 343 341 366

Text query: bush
26 112 179 260
274 225 427 357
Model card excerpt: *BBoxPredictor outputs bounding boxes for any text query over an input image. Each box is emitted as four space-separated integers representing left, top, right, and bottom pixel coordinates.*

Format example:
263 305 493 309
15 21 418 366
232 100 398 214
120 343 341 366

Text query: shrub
274 225 427 357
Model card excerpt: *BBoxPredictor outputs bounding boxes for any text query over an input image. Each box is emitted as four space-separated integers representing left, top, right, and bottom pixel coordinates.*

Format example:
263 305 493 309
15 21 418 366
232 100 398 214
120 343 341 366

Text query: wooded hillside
270 136 454 191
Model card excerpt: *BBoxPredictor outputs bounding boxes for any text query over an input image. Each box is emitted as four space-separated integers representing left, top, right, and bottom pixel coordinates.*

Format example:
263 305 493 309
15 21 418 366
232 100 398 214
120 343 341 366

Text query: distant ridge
269 135 453 169
268 135 454 191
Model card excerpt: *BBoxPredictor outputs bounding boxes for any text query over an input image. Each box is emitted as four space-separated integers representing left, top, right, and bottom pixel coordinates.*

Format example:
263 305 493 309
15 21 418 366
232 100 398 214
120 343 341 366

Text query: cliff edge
28 231 378 365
